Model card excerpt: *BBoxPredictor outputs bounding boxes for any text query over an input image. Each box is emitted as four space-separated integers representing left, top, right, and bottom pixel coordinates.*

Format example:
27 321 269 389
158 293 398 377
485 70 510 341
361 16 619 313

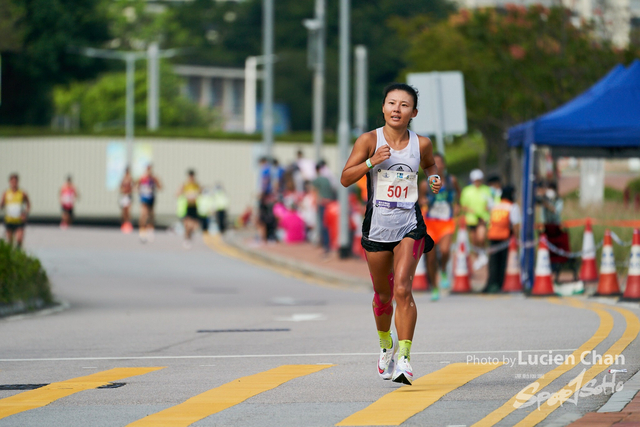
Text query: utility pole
337 0 351 259
80 48 146 167
354 45 368 136
304 0 326 163
147 42 159 131
262 0 275 159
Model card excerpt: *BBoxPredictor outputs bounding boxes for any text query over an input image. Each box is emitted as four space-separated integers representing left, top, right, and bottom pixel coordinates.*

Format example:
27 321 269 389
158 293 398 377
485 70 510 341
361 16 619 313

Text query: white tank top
367 127 422 242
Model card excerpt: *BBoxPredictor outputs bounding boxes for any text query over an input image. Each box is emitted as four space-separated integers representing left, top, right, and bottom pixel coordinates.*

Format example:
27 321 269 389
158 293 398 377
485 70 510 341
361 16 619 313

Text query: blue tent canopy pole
520 142 536 289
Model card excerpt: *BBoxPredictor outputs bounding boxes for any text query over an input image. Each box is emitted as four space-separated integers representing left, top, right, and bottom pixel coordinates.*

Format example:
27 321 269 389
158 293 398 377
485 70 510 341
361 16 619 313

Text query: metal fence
0 136 339 224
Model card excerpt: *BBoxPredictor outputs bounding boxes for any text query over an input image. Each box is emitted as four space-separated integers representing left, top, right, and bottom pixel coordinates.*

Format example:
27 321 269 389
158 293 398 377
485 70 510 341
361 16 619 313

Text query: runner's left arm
418 136 441 194
22 193 31 221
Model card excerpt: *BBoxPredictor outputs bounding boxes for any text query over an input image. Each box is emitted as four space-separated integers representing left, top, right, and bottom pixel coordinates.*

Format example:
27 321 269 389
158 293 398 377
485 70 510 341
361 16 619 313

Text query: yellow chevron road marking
514 304 639 426
471 298 613 427
0 367 164 419
126 364 333 427
336 362 503 426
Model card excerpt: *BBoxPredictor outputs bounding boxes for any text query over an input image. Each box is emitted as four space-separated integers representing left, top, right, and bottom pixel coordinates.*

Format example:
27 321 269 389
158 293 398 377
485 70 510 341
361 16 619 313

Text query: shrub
0 240 53 308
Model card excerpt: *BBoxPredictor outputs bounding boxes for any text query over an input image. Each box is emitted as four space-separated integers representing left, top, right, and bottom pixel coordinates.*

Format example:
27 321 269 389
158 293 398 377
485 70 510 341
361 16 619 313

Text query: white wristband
428 174 440 182
366 158 373 169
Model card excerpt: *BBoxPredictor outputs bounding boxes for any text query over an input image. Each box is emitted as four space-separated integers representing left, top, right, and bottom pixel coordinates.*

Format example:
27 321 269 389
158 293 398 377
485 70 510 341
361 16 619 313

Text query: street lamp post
304 0 326 163
337 0 351 259
262 0 275 159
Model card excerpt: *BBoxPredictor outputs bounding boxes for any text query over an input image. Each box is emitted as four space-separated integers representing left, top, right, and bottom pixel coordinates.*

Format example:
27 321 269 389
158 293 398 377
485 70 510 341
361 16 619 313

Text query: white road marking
275 313 326 322
0 348 577 362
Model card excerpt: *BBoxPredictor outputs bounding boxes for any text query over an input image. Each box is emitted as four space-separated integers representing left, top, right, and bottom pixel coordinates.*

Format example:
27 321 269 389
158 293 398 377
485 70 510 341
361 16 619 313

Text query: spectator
271 158 286 199
484 185 521 293
486 174 502 209
312 162 336 254
538 182 563 225
212 183 230 234
258 157 272 196
299 180 317 242
296 150 317 183
460 169 492 267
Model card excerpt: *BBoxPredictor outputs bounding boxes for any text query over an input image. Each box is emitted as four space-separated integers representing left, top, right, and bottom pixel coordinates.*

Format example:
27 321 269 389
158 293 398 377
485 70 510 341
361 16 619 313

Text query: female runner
340 83 441 385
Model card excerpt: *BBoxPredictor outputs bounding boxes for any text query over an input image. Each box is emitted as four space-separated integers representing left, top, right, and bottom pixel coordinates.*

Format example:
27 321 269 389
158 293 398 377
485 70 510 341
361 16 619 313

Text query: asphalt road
1 226 639 427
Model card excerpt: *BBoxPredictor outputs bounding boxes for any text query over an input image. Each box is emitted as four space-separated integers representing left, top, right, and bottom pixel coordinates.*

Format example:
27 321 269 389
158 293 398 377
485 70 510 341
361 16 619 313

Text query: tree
53 66 209 130
0 0 111 125
397 6 638 170
160 0 455 131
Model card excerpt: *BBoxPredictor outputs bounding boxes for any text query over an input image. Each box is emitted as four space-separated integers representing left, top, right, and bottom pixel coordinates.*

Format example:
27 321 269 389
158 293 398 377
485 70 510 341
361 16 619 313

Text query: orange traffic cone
621 229 640 301
579 219 598 282
451 241 471 293
456 217 470 257
531 235 556 296
594 229 621 296
412 254 429 291
502 237 523 292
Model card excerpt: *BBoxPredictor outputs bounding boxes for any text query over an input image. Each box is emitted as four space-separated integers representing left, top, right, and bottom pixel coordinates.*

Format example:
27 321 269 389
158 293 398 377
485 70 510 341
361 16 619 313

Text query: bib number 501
387 185 408 199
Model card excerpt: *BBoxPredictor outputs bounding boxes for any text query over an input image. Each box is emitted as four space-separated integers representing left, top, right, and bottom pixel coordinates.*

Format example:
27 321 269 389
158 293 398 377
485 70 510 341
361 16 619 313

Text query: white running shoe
377 332 397 380
392 356 414 385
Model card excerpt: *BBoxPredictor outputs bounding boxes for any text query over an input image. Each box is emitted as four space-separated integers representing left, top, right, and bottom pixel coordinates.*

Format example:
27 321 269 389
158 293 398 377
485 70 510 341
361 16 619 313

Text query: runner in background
177 169 201 249
137 164 162 243
1 173 31 248
59 175 79 229
119 167 134 233
420 153 459 301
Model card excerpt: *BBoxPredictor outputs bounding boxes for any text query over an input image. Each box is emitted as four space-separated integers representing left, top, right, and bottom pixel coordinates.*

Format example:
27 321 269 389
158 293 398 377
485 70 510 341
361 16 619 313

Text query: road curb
217 233 371 291
1 300 70 321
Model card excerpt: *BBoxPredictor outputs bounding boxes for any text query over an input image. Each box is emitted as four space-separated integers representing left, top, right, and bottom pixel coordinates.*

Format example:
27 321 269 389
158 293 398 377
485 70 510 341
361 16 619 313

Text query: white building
173 64 262 133
457 0 640 48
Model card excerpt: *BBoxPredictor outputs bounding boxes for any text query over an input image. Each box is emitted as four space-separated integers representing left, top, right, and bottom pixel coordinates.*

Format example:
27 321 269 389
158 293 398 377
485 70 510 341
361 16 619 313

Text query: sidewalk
220 228 640 427
222 228 488 292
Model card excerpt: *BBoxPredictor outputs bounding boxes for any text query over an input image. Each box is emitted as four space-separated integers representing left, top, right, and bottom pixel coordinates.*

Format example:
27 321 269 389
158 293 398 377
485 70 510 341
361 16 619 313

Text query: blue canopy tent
508 59 640 289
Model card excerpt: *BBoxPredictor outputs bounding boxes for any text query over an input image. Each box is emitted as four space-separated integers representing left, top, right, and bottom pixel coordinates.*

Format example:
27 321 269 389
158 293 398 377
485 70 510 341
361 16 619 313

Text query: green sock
398 340 412 360
378 330 392 349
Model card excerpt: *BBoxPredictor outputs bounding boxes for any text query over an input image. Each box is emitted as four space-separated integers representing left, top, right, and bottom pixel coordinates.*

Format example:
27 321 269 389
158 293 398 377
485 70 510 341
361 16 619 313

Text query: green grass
563 187 625 202
0 240 53 308
561 199 637 275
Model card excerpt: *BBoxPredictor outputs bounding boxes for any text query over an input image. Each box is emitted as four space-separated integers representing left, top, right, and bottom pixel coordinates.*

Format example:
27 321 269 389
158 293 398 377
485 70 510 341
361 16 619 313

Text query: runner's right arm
340 131 388 187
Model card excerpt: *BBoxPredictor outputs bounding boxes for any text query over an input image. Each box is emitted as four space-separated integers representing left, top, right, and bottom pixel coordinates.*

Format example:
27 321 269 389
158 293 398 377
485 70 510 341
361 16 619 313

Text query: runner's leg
365 250 395 333
15 227 24 249
392 237 423 341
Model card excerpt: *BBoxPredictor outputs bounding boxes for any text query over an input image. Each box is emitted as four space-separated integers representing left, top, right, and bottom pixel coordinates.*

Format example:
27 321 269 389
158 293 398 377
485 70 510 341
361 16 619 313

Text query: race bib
427 200 452 220
140 184 153 197
185 190 199 202
61 193 75 205
6 203 22 218
375 169 418 209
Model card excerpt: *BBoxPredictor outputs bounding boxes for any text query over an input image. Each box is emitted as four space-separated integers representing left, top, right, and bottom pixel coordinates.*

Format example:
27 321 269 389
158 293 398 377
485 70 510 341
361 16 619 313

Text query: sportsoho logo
466 351 626 410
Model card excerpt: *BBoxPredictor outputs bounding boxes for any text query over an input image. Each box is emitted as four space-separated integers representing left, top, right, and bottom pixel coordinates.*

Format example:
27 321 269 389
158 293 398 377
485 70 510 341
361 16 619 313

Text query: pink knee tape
412 238 425 260
373 273 395 317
